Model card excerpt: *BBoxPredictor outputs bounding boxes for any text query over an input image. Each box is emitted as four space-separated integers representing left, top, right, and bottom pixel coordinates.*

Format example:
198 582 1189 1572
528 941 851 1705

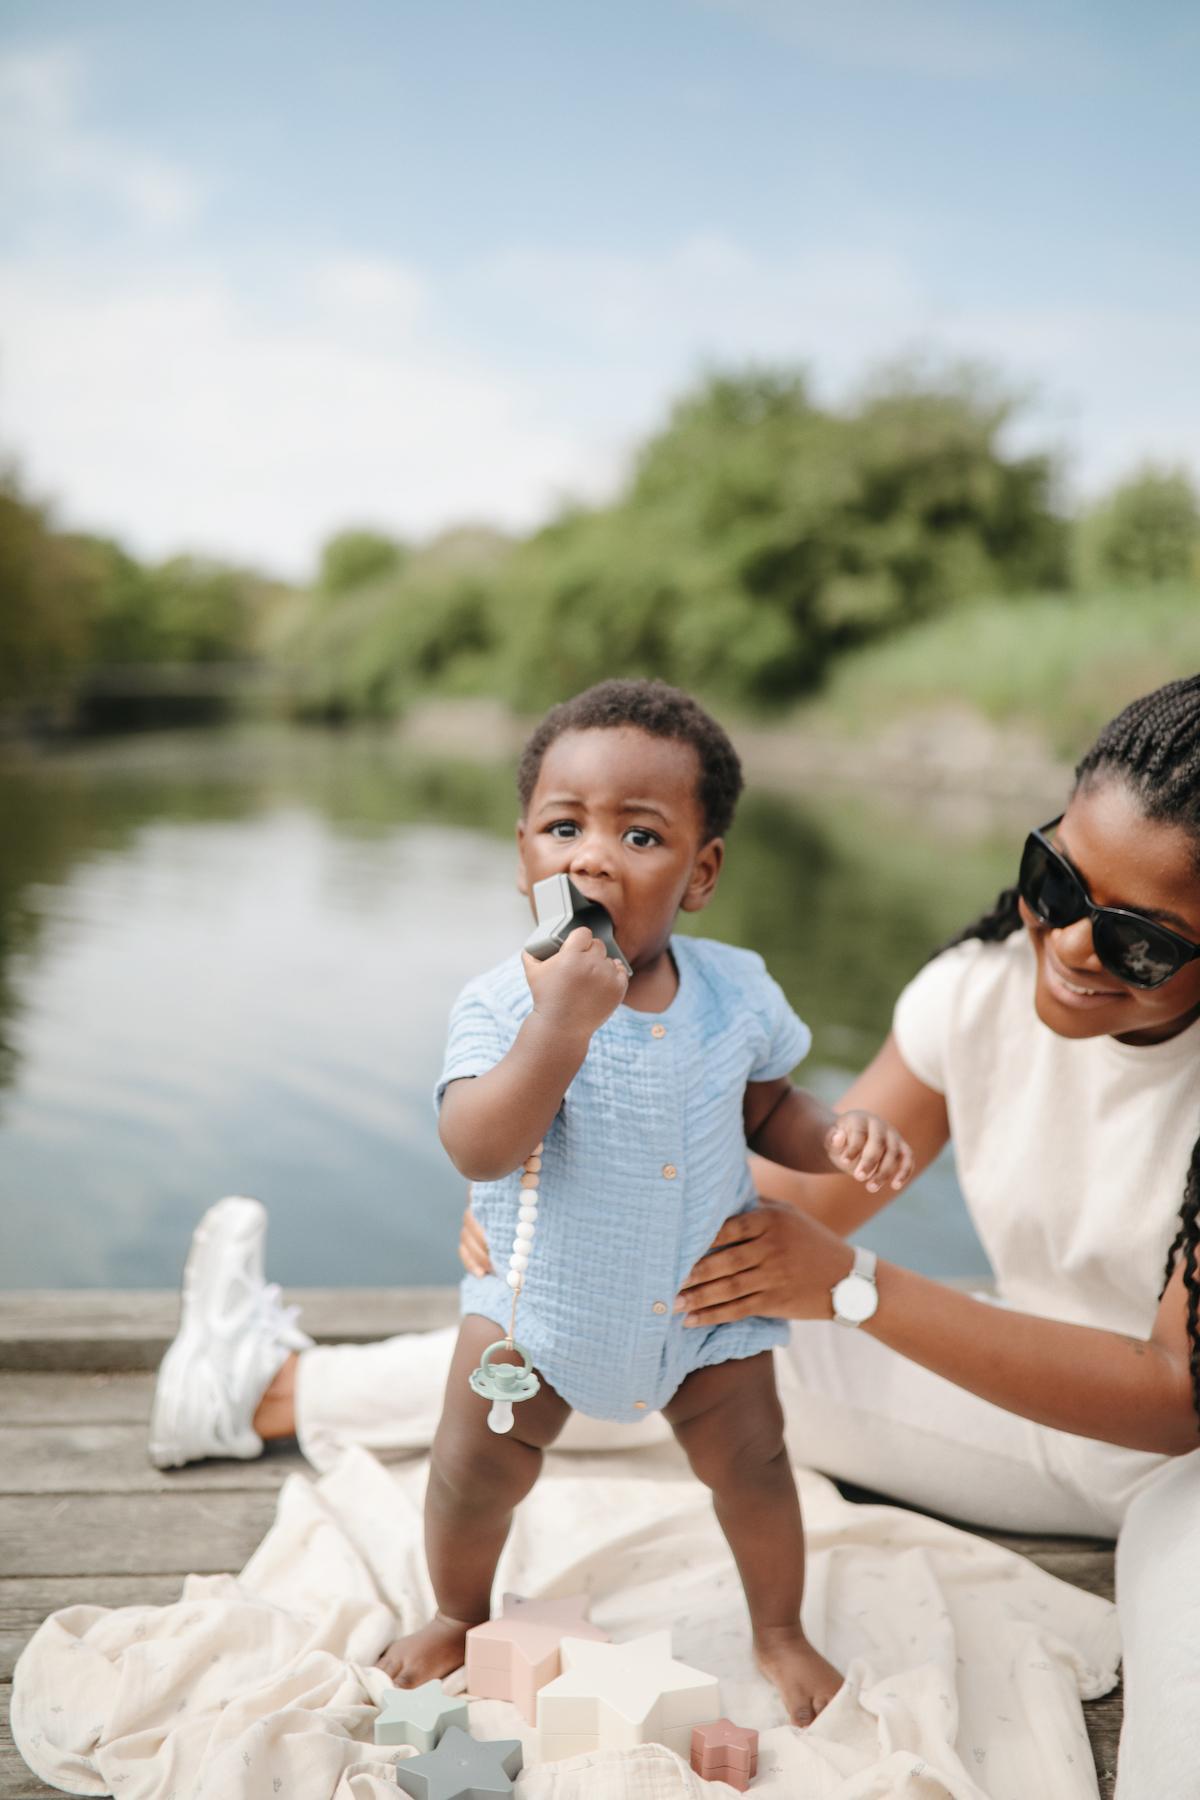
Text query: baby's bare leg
663 1352 842 1726
376 1314 570 1685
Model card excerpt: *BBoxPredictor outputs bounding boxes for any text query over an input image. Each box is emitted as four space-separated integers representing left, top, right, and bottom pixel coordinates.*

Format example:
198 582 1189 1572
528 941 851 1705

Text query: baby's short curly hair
517 679 744 840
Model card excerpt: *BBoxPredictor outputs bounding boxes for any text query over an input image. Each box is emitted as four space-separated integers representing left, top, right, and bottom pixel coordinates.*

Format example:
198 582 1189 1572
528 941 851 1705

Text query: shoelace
249 1281 305 1346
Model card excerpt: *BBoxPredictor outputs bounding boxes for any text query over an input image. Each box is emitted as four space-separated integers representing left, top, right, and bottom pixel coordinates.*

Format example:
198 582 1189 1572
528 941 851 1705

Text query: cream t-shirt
892 931 1200 1337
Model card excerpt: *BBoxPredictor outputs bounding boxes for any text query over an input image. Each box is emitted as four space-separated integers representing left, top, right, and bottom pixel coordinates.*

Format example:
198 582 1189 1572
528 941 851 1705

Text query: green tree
281 529 507 720
0 472 96 702
317 528 407 596
492 364 1069 710
146 556 259 663
1088 465 1200 585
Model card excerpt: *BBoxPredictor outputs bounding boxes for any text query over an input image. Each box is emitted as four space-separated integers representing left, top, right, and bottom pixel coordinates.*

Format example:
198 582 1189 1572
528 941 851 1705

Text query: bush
317 529 407 597
487 364 1070 711
1085 465 1200 586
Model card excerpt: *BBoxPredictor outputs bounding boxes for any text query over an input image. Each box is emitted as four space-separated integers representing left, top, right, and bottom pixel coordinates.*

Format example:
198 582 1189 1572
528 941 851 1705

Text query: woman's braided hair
945 674 1200 1425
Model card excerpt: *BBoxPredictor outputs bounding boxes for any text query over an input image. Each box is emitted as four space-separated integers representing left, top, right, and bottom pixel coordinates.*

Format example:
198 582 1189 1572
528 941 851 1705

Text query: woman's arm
676 1204 1199 1456
748 1034 952 1236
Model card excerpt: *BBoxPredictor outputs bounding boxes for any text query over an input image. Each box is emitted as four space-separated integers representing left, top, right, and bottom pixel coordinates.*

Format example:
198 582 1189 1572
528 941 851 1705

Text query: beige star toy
535 1630 720 1759
466 1593 610 1722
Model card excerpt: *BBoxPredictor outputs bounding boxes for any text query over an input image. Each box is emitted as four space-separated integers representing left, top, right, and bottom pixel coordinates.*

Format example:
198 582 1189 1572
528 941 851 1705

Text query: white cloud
481 232 923 372
0 45 202 226
1 223 1197 576
310 256 428 330
0 255 596 577
471 235 1200 503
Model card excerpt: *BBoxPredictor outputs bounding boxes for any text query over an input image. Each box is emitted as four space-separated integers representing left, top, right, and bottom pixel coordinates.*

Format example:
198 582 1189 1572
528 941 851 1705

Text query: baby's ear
515 817 530 896
681 837 724 913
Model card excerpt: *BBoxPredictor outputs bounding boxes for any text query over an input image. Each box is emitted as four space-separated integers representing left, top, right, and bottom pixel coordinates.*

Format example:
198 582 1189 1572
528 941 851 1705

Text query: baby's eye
546 820 579 839
624 827 660 849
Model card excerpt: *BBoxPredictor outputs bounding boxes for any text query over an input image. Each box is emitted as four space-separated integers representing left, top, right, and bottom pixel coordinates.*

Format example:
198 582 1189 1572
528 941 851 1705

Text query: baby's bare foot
376 1612 473 1686
754 1623 843 1727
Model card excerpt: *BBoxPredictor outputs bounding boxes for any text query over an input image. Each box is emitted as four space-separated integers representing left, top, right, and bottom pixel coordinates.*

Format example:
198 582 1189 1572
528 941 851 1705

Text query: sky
1 0 1198 579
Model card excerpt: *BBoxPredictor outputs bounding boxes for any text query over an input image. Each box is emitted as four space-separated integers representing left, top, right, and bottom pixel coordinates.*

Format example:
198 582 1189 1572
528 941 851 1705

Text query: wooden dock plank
1085 1687 1121 1800
0 1425 309 1494
1 1683 59 1800
0 1374 155 1427
0 1288 459 1372
0 1492 281 1579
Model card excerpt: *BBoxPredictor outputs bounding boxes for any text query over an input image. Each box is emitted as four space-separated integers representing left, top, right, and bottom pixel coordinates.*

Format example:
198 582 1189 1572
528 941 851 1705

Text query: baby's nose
568 832 616 876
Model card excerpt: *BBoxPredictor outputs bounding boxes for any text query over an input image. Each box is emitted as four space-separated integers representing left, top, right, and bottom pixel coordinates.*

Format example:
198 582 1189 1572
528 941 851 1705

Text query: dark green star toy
393 1725 523 1798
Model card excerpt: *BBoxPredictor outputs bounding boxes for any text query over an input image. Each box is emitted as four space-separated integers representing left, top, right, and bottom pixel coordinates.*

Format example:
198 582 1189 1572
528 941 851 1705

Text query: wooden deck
0 1290 1120 1798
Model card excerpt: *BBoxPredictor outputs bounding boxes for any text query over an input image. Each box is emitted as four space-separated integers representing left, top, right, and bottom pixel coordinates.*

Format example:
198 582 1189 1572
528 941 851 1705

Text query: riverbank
394 693 1073 815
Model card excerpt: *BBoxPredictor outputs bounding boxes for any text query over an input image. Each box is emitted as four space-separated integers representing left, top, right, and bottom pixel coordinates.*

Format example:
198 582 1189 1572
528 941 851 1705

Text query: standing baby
378 679 913 1724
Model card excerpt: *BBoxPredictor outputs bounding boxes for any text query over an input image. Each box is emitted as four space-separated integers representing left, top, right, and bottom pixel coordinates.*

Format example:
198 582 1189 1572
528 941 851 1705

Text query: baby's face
517 727 721 971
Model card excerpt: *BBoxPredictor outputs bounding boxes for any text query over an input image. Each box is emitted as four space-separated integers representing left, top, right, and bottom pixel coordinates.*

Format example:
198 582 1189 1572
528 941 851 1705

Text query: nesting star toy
535 1629 720 1759
393 1726 523 1800
466 1591 610 1722
691 1717 759 1791
372 1678 467 1752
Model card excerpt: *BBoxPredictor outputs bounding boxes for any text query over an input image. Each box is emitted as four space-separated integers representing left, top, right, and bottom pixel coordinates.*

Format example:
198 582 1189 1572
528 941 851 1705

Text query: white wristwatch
831 1246 879 1327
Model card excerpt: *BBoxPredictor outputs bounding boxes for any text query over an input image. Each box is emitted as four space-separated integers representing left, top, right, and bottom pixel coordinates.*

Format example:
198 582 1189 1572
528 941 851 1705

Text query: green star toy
373 1679 468 1752
393 1725 523 1799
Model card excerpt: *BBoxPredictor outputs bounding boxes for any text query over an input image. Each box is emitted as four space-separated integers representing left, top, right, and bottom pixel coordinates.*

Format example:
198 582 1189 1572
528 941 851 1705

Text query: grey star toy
523 872 633 976
393 1726 523 1799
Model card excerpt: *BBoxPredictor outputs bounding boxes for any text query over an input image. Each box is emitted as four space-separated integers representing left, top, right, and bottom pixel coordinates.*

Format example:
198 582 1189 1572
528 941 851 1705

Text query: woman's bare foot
754 1623 843 1727
376 1612 474 1686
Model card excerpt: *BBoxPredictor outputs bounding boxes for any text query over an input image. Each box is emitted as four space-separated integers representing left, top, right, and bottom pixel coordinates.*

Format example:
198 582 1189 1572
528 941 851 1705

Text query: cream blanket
12 1443 1118 1799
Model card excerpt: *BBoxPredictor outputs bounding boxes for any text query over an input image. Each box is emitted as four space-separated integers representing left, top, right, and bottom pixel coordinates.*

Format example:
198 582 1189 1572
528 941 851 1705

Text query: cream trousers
295 1317 1200 1800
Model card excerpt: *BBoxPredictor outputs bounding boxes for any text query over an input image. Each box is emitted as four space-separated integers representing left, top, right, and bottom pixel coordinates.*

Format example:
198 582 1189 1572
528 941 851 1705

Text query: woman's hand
674 1203 854 1327
458 1199 492 1277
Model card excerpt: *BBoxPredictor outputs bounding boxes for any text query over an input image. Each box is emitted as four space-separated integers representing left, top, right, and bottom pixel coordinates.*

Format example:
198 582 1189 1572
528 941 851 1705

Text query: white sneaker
148 1196 314 1469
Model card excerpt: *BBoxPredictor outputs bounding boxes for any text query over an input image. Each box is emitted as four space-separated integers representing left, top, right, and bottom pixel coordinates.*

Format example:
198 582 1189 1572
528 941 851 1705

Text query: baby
378 679 912 1723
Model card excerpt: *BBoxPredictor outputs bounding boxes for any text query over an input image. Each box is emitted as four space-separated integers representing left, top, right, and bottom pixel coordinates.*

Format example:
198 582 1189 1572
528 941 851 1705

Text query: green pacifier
469 1339 540 1435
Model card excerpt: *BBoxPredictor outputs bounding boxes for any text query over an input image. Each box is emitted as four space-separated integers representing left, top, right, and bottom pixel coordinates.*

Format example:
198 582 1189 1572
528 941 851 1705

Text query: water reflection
0 727 1022 1288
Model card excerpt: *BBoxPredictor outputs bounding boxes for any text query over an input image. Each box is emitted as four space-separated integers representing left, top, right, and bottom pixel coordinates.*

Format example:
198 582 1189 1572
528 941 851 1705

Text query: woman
150 675 1200 1797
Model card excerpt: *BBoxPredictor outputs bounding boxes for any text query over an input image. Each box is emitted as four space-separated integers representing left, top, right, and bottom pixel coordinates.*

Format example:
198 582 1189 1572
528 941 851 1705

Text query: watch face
833 1273 878 1324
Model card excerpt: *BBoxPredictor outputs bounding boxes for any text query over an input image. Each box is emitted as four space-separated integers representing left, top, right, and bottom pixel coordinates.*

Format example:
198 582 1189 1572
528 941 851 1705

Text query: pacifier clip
468 1141 543 1433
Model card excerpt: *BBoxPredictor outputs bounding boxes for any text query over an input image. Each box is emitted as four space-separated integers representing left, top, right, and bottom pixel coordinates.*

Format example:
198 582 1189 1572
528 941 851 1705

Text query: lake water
0 725 1021 1290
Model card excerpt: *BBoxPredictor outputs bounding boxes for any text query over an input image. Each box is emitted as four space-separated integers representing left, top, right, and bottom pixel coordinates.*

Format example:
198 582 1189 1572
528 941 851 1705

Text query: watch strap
852 1246 878 1283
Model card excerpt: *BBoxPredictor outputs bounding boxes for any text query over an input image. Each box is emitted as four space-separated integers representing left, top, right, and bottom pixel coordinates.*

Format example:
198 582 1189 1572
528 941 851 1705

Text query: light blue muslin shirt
435 935 812 1421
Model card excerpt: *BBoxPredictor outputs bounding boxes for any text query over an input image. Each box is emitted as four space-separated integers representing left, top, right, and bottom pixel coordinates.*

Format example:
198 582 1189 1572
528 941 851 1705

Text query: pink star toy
691 1718 759 1791
466 1592 609 1722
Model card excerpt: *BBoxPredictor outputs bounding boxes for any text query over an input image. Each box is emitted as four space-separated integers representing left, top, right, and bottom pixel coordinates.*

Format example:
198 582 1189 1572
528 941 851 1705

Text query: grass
804 585 1200 756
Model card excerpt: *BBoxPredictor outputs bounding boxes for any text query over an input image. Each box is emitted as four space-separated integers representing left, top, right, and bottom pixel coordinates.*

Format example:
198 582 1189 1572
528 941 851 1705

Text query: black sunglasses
1018 816 1200 991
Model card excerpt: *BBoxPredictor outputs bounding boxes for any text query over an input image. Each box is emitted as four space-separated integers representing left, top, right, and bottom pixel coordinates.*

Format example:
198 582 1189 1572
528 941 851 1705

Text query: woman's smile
1041 943 1127 1008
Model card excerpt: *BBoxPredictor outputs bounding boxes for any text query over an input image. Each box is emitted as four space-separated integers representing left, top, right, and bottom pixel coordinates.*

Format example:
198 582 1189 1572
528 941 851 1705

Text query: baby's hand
825 1110 914 1192
522 926 629 1044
